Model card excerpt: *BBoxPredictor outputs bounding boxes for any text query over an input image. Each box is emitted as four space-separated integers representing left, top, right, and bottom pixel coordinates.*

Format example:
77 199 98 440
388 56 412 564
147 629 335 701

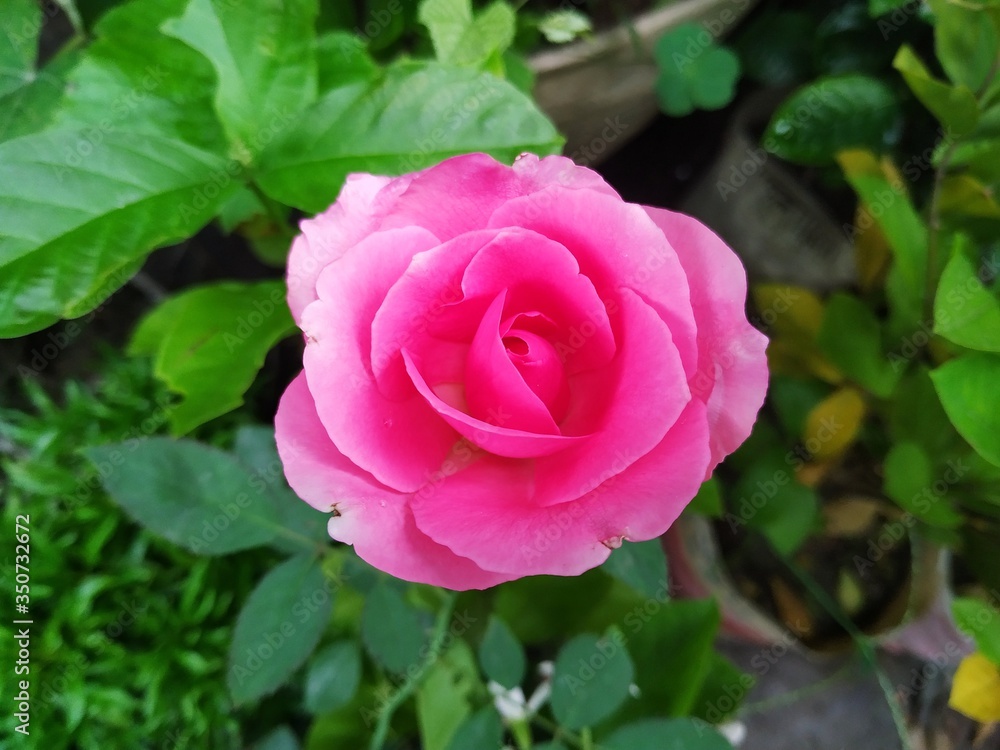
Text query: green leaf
884 442 962 527
232 425 331 552
735 11 813 88
655 24 740 117
818 293 899 397
419 0 516 68
734 461 820 556
601 540 669 600
837 149 928 324
0 46 80 143
477 615 525 689
228 553 333 705
361 583 427 674
889 367 963 462
304 640 362 714
537 10 592 45
690 653 752 723
953 597 1000 664
764 75 902 165
0 131 239 338
256 61 563 212
494 570 614 644
893 45 979 137
601 718 734 750
550 629 635 730
316 31 378 93
444 706 503 750
619 600 719 719
928 0 999 92
770 375 831 437
869 0 912 17
0 0 39 99
935 235 1000 352
417 640 480 750
932 352 1000 467
53 0 227 153
688 477 723 518
162 0 318 163
86 438 287 555
129 281 295 434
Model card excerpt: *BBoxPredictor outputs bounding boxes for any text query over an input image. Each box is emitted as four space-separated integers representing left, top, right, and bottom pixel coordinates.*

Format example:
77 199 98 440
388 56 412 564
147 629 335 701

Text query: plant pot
679 90 856 290
664 505 972 664
528 0 758 164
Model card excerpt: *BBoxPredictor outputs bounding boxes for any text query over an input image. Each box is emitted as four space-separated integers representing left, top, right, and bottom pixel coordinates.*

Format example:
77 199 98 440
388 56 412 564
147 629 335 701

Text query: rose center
502 329 570 422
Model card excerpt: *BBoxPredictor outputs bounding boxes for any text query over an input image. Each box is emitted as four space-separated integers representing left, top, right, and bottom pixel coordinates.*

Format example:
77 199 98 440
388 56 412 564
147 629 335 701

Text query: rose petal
530 288 691 505
464 291 562 434
379 153 619 240
287 173 411 323
488 186 699 380
302 226 459 492
410 400 710 576
276 372 510 590
403 348 588 458
644 206 769 475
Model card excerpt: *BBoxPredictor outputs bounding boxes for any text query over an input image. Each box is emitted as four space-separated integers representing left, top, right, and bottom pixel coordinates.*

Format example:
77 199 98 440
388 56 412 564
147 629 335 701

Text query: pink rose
275 153 767 590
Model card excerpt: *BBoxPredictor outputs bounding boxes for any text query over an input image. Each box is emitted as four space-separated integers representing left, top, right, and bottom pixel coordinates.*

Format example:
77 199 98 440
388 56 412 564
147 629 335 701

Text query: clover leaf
655 23 741 117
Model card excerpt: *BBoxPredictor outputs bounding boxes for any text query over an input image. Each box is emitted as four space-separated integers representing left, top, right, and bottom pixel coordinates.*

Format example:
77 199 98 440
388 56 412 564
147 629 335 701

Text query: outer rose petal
275 373 511 590
286 172 412 323
303 226 459 492
643 206 769 474
410 400 711 577
379 153 620 241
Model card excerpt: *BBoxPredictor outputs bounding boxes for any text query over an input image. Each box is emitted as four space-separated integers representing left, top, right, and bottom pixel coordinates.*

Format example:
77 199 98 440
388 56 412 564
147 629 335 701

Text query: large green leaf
86 438 289 556
256 61 563 212
129 281 296 434
0 46 81 143
419 0 516 69
601 719 734 750
764 75 902 165
550 630 635 730
162 0 318 163
52 0 227 153
228 553 333 705
931 352 1000 467
934 235 1000 352
0 131 239 338
0 0 39 98
893 45 979 137
818 292 899 397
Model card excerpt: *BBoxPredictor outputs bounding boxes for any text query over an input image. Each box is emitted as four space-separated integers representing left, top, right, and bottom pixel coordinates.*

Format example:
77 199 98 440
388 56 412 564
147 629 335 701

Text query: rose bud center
502 330 570 423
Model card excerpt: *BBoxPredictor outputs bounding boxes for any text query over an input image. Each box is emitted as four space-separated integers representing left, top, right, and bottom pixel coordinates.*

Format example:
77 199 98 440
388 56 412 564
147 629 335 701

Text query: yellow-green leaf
949 652 1000 723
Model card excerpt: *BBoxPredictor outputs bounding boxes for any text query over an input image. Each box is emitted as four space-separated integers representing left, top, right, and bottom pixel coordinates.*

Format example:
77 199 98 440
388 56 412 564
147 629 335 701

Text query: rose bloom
276 153 767 590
